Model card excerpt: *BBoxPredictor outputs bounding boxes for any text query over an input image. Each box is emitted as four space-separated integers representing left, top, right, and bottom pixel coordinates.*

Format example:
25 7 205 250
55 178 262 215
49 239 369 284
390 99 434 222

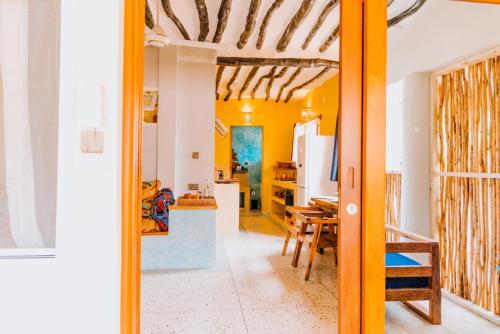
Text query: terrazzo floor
141 213 499 334
141 213 338 334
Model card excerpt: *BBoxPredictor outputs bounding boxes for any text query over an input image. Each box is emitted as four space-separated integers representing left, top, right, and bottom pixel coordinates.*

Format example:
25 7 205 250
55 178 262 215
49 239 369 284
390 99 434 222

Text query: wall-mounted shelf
271 181 297 224
142 231 168 236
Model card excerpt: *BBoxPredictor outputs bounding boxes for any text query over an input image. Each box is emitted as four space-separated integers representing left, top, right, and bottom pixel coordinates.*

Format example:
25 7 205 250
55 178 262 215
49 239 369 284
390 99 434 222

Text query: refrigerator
296 134 338 206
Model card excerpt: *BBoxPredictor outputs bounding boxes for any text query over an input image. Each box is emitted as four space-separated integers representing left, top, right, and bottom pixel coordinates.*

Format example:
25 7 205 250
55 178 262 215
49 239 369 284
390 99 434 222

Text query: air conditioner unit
215 118 228 137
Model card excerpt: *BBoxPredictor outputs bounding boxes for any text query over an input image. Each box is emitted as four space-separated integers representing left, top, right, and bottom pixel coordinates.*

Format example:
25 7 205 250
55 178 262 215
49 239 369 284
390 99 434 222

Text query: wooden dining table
310 196 339 213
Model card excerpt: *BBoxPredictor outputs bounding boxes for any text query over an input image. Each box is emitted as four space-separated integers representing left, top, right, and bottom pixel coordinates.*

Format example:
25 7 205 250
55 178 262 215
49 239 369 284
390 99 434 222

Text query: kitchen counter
214 182 240 237
169 203 218 210
141 201 217 270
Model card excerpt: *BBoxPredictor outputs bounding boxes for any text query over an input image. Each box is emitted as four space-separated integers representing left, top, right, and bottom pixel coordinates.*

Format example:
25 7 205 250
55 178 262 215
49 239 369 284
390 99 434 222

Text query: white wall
401 73 431 237
157 46 178 190
386 80 403 172
387 0 500 84
176 47 216 195
144 46 216 196
0 0 122 333
144 46 159 88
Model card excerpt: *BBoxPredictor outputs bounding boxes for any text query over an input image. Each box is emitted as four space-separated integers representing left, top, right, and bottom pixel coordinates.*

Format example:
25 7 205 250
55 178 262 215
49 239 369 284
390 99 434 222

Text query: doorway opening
122 0 378 333
230 126 263 213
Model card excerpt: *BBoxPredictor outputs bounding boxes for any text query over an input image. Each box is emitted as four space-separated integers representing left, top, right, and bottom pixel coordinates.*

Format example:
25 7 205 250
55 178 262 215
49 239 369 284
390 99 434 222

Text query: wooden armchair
282 205 324 256
385 225 441 325
293 212 338 280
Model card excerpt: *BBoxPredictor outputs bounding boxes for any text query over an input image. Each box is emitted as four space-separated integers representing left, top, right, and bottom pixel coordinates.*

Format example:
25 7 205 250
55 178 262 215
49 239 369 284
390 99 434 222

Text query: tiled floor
141 213 499 334
386 300 499 334
141 214 338 334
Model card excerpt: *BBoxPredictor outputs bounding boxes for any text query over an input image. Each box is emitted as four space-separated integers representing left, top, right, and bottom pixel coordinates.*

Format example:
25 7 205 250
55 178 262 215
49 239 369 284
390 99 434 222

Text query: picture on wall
0 1 60 257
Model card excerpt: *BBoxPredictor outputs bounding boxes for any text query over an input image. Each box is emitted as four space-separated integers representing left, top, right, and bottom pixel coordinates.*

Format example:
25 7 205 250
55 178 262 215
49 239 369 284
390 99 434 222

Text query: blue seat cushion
386 253 429 289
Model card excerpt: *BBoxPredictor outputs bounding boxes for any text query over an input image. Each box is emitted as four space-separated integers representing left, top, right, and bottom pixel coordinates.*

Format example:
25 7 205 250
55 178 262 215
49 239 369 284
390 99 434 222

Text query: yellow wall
302 74 340 135
215 74 339 214
215 99 301 213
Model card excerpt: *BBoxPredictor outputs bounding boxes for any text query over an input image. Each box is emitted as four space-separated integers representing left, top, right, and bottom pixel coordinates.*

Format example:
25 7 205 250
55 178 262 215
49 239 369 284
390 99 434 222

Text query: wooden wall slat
434 55 500 315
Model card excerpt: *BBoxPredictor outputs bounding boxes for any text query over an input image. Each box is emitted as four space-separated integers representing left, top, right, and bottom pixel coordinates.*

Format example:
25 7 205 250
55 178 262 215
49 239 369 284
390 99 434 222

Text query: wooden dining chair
282 205 324 256
292 213 338 280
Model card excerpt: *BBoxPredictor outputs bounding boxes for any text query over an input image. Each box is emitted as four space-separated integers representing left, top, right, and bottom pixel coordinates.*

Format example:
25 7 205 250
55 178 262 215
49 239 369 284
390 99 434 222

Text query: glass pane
0 0 60 250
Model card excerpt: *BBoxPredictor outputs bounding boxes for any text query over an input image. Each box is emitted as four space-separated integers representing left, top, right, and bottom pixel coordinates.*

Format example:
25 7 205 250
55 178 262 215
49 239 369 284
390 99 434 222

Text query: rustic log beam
319 25 339 53
238 66 259 100
256 0 285 50
161 0 191 40
215 66 225 100
276 0 316 53
276 68 302 102
145 0 155 30
388 0 426 27
284 67 330 103
213 0 232 43
217 57 338 68
237 0 262 49
194 0 209 41
318 0 409 53
265 67 288 101
251 66 277 99
224 66 241 101
302 0 338 50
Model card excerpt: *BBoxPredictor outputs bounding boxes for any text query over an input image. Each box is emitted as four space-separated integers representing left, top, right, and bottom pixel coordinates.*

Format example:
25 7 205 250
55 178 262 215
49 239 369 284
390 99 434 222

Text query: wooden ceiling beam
237 0 262 49
217 57 338 68
215 66 225 100
276 0 316 52
265 67 288 101
388 0 427 27
256 0 285 50
284 67 330 102
276 68 302 102
319 0 424 53
224 66 241 101
238 66 259 100
161 0 191 40
145 0 155 30
194 0 209 41
319 25 339 53
213 0 232 43
302 0 338 50
251 66 277 99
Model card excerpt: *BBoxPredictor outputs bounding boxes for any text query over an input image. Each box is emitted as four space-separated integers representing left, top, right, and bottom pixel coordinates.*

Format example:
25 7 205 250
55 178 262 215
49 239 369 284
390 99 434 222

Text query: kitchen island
141 201 217 271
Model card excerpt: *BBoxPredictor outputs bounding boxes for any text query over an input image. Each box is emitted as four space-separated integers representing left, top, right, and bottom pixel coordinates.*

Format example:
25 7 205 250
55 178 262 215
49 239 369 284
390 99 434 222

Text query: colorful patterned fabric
141 181 175 234
151 188 175 232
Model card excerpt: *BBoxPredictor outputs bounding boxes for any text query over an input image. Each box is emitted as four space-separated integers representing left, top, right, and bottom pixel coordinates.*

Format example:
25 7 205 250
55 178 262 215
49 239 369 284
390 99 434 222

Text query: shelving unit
271 181 297 224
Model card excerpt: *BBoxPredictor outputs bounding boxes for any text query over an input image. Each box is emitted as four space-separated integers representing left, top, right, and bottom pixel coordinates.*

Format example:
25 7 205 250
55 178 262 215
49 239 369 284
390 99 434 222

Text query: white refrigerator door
296 135 308 188
296 187 309 206
308 136 338 199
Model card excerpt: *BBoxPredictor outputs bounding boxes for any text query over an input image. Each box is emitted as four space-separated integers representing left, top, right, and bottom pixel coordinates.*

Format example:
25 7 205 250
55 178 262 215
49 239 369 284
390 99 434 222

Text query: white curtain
0 0 59 249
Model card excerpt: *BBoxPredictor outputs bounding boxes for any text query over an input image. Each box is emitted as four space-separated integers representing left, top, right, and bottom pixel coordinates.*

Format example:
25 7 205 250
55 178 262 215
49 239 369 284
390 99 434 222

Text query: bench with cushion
385 226 441 325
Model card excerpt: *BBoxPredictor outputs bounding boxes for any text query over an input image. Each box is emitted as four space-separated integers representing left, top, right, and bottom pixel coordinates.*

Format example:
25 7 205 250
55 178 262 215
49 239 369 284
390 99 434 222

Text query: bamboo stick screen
435 55 500 315
385 172 402 242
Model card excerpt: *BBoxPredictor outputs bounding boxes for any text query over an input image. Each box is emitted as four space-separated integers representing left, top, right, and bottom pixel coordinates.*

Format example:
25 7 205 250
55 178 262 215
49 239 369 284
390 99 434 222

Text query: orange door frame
361 0 387 333
121 0 388 333
121 0 144 333
337 1 363 332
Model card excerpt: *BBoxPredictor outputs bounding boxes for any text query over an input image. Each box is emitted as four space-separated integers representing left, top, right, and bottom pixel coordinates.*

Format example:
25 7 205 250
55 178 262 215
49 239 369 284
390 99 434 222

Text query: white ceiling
145 0 429 100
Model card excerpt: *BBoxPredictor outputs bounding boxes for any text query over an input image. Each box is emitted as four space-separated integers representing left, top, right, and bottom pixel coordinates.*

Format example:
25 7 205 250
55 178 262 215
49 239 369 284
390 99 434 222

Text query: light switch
80 130 104 153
